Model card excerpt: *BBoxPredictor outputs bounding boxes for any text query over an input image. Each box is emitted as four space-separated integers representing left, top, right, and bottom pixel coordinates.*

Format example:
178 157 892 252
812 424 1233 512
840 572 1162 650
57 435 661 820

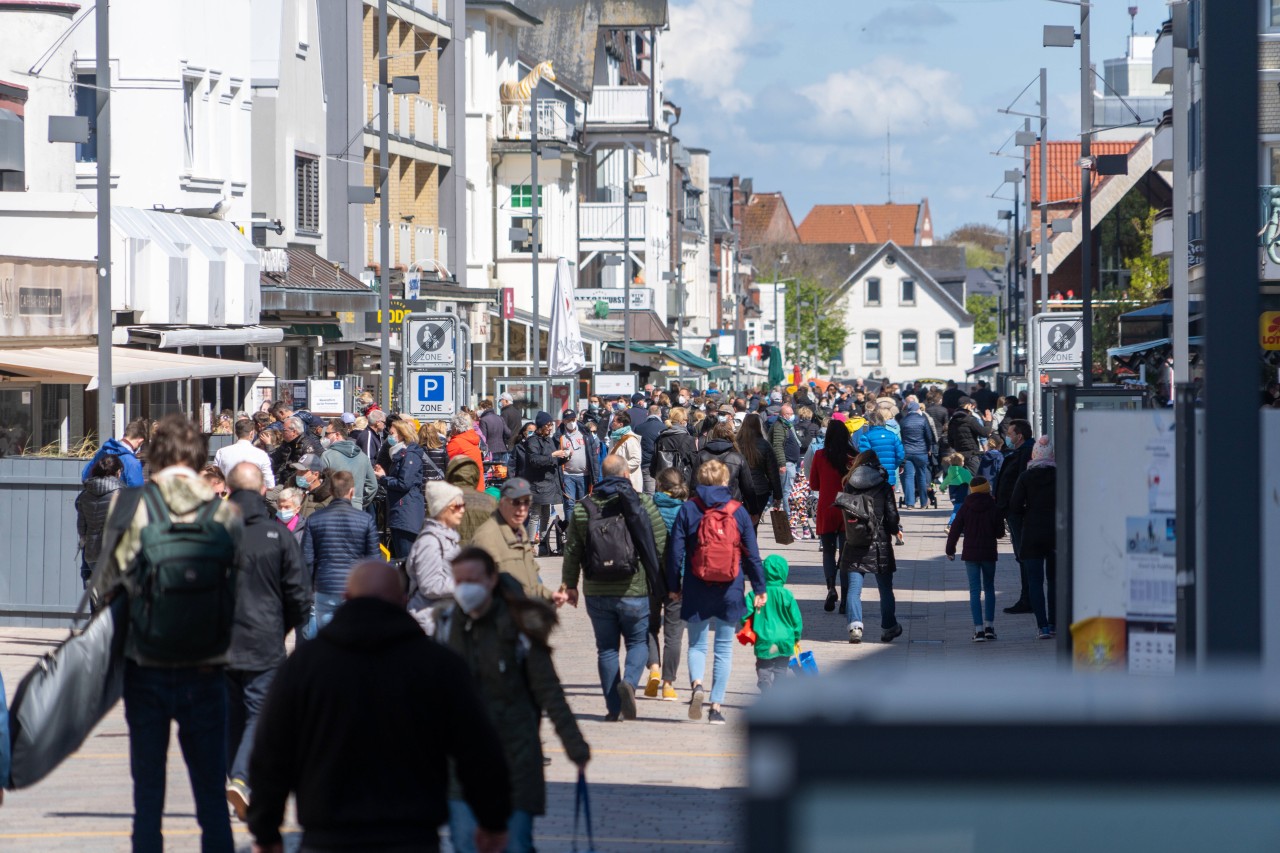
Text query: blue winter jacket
652 491 683 533
854 425 905 486
302 498 381 595
81 438 144 487
665 484 766 624
382 443 426 533
899 412 935 456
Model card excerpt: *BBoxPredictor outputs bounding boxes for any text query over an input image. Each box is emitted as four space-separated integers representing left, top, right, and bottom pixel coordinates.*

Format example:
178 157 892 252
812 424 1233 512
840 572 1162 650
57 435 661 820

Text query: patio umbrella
767 344 784 388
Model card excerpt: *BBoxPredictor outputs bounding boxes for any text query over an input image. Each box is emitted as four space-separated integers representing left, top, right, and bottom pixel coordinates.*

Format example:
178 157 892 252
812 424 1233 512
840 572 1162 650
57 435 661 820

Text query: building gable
831 241 973 325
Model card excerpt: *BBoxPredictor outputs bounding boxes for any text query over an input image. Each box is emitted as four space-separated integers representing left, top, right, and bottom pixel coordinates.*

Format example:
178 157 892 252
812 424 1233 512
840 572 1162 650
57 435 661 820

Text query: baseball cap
718 403 735 415
340 412 356 425
501 477 533 500
631 392 646 405
561 408 578 420
290 453 326 473
535 411 554 428
958 396 976 408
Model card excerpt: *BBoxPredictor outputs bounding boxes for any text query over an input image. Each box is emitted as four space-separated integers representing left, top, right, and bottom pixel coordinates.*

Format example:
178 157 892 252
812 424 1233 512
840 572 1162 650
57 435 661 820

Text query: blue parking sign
418 374 446 401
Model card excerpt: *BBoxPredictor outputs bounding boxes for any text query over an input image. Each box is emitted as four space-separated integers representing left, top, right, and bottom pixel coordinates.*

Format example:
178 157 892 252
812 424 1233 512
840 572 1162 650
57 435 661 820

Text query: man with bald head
248 561 512 853
223 462 310 822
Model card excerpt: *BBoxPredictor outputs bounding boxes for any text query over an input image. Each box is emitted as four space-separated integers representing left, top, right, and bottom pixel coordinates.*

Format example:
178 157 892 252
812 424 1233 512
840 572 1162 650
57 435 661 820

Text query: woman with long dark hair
808 418 852 613
838 448 904 644
736 413 783 529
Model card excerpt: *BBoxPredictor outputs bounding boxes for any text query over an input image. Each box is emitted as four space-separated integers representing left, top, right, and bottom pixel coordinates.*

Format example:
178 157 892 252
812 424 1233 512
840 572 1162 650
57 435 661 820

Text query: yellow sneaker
644 667 661 698
661 683 678 701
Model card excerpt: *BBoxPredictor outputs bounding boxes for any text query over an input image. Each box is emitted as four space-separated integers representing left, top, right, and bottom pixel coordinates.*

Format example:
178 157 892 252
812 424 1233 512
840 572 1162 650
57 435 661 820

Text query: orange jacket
447 431 485 490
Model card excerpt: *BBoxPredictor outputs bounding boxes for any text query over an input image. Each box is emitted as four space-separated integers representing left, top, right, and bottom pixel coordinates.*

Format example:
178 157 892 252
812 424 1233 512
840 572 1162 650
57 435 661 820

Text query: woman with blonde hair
419 420 449 481
374 418 426 558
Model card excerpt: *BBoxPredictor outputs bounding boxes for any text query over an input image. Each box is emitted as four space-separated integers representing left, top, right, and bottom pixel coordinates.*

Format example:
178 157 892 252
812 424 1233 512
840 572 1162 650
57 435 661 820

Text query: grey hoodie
322 439 378 510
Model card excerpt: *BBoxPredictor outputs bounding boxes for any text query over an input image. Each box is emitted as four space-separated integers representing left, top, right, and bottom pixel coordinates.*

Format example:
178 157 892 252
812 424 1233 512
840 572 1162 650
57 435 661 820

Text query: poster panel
1263 409 1280 672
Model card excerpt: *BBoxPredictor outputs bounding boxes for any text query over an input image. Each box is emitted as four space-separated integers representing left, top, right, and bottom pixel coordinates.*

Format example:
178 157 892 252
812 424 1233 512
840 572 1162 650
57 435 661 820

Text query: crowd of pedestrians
57 375 1054 851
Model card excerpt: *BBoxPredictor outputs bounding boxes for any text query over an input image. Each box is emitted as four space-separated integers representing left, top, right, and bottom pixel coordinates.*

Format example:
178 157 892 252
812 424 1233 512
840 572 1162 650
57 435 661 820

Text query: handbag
7 593 129 788
572 769 600 852
770 507 795 545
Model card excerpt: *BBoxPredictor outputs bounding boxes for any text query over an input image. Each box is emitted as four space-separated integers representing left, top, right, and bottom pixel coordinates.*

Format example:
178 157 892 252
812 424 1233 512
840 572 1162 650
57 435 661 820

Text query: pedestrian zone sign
1035 313 1084 369
404 315 458 367
407 371 457 416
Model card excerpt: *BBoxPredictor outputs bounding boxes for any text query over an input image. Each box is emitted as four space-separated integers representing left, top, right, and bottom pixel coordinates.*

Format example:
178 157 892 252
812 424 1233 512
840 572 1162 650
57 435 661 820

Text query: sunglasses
510 497 533 508
447 502 466 512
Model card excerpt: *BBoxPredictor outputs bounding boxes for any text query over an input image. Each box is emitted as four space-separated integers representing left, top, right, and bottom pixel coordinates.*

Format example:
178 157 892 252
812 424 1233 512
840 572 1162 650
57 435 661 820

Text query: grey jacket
321 440 378 510
406 519 459 634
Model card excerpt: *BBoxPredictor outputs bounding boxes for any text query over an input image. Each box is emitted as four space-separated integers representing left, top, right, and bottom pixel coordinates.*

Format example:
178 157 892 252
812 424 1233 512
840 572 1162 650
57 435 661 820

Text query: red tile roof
1029 140 1137 206
742 192 799 246
798 203 922 245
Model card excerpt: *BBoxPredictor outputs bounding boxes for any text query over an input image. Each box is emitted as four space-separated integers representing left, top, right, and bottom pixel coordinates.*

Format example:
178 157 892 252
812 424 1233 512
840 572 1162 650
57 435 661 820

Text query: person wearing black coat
75 455 124 586
1009 437 1058 638
947 399 992 474
839 451 904 644
691 421 753 502
651 414 699 481
736 413 783 525
273 417 324 486
500 396 524 454
994 419 1034 614
477 404 511 463
247 563 512 852
634 405 666 493
224 468 311 818
521 412 568 551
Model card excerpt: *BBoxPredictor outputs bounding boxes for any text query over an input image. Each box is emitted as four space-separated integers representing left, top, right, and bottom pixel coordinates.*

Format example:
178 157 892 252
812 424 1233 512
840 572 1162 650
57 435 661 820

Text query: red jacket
446 431 485 490
808 448 852 535
945 492 1006 561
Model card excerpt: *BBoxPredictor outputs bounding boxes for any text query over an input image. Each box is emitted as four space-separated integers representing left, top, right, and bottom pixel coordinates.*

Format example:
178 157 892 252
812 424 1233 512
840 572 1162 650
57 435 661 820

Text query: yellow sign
1262 312 1280 350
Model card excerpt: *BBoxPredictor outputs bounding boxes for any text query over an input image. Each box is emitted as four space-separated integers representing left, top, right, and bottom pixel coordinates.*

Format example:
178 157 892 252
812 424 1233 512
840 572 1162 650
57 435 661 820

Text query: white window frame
865 277 881 307
900 330 919 366
863 330 881 366
182 75 199 173
900 278 916 306
937 330 956 365
1265 0 1280 33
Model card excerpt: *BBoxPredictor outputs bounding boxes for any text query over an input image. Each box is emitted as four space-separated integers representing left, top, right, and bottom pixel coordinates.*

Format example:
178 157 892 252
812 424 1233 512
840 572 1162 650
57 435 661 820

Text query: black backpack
128 485 238 663
580 497 637 583
654 438 695 485
839 491 882 549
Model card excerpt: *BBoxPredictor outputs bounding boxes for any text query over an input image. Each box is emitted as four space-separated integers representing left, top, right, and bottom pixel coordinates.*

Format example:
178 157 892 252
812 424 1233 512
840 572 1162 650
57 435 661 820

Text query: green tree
1091 208 1168 379
783 275 848 371
967 293 999 343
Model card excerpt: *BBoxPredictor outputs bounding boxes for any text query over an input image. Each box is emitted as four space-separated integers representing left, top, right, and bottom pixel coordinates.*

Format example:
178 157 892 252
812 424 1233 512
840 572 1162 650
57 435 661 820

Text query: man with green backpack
91 414 244 853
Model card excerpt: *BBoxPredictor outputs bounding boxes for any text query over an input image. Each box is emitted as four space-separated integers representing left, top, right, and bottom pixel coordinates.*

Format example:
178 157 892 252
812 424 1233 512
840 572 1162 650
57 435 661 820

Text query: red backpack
690 497 742 583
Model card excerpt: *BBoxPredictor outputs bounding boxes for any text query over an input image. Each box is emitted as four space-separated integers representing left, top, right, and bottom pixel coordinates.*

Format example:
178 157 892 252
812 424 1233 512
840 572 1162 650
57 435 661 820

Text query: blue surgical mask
716 414 728 423
295 475 309 489
1004 435 1014 448
277 509 296 523
788 414 797 424
386 434 398 447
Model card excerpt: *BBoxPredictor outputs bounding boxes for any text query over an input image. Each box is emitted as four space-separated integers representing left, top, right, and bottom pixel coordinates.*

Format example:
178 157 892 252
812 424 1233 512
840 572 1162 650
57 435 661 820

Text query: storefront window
0 388 35 455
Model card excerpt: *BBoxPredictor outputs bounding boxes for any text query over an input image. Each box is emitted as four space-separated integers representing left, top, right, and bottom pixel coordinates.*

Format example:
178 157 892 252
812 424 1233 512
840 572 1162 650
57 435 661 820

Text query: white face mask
453 582 490 614
565 421 578 432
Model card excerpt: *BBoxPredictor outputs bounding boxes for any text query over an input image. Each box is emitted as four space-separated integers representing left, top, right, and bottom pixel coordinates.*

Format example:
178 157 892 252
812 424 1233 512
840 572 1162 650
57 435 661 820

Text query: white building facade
835 243 975 384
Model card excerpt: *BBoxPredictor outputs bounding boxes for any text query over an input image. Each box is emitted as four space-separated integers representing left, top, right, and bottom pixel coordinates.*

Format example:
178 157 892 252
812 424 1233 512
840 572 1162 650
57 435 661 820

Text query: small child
742 555 803 691
977 436 1004 484
646 467 689 701
942 452 973 528
944 477 1006 642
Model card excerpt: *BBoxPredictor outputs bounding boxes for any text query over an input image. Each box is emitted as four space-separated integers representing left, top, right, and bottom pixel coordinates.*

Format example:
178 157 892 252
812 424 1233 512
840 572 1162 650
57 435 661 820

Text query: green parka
438 576 589 814
741 554 803 660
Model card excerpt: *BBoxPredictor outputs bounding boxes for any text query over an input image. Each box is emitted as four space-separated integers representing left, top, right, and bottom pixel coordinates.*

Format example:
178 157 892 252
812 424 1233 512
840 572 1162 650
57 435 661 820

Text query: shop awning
285 323 342 341
126 325 285 348
1107 336 1203 359
0 346 266 390
664 348 718 370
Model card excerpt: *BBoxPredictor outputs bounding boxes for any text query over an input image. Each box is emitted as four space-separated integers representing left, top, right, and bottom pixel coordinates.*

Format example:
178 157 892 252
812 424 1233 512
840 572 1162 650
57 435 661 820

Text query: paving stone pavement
0 503 1053 851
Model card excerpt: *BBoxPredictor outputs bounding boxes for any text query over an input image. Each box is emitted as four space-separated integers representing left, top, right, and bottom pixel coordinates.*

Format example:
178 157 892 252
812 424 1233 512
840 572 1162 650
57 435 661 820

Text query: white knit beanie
425 481 464 519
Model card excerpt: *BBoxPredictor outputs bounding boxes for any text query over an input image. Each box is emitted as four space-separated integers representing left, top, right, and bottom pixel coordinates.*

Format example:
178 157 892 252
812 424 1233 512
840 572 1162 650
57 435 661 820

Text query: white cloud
800 58 977 138
665 0 755 113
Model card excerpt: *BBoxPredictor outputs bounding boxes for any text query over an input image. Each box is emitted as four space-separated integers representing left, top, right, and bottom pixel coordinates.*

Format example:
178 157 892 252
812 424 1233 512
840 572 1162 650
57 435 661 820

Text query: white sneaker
848 624 863 644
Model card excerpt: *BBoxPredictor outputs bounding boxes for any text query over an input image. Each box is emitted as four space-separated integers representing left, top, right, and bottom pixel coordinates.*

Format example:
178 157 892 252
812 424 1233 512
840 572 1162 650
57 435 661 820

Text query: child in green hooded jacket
742 554 803 691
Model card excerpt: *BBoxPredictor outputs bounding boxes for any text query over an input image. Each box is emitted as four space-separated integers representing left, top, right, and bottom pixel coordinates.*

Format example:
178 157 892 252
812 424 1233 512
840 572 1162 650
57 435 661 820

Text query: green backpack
128 485 237 663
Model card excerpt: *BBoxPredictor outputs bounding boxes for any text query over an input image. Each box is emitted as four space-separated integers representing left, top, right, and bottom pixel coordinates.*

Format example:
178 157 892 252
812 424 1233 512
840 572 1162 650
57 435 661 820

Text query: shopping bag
787 648 819 676
7 594 128 789
572 769 600 852
735 614 758 647
770 508 795 545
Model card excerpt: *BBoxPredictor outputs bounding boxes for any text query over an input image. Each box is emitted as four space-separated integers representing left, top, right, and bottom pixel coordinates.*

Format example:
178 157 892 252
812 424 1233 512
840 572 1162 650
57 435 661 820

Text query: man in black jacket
635 404 666 494
995 419 1035 615
947 397 993 474
247 561 511 853
273 416 323 485
477 399 511 463
499 393 524 454
223 463 310 822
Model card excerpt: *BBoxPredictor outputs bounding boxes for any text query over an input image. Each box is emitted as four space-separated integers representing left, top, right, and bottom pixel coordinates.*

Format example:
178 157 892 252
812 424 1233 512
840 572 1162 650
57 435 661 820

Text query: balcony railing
586 85 651 126
580 202 646 241
500 99 571 142
363 86 447 149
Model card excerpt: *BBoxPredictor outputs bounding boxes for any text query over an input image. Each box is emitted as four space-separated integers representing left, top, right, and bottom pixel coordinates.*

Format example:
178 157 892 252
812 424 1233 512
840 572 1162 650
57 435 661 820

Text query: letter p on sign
418 374 445 401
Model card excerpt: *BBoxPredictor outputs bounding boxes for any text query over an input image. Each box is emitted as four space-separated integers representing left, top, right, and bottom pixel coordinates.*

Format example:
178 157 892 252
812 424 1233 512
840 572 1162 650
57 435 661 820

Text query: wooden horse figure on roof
499 61 555 138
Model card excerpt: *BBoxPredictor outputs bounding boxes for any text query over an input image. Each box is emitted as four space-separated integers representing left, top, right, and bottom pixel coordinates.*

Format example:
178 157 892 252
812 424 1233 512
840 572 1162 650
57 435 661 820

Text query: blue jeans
1026 555 1057 629
225 667 275 787
123 661 233 853
449 800 533 853
1008 515 1029 602
563 472 587 520
903 453 930 508
686 617 735 705
845 571 866 626
964 561 997 626
584 595 650 716
867 571 897 630
305 592 344 640
780 462 797 514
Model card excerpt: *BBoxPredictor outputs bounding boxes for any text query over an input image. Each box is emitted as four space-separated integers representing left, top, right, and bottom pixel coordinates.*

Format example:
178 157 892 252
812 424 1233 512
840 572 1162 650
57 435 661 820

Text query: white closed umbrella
547 256 586 374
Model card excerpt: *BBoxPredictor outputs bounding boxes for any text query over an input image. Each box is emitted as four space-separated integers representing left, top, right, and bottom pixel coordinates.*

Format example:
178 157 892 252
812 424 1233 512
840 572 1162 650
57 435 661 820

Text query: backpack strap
692 496 708 514
140 484 173 530
723 500 741 516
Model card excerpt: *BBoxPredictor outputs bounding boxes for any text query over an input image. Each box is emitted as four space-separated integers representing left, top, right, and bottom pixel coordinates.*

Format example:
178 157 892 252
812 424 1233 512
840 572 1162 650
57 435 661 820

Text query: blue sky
664 0 1169 237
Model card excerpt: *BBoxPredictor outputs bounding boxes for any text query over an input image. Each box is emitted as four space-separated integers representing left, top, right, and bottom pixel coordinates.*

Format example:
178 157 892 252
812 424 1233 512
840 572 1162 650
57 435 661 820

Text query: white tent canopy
0 347 266 391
